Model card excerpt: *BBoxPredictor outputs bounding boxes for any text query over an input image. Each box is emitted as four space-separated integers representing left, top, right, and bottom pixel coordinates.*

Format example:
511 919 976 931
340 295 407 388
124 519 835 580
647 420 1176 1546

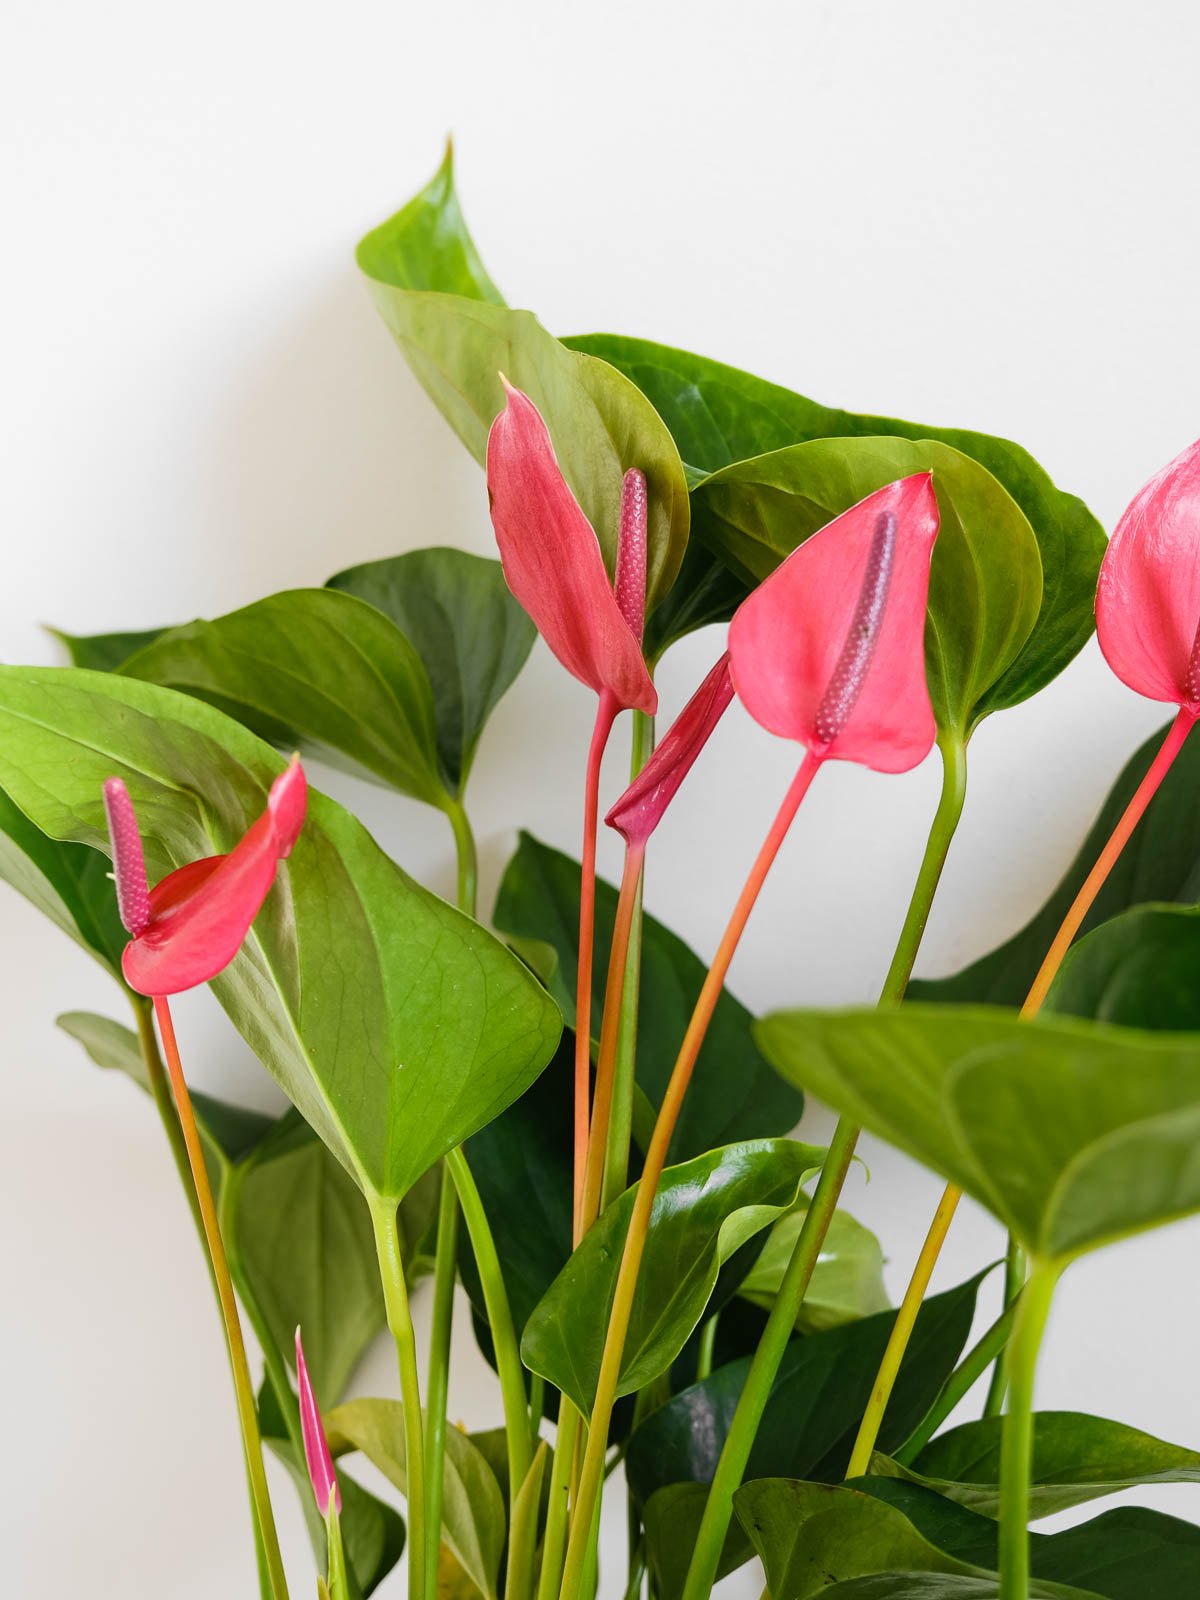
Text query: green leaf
494 833 803 1163
1047 902 1200 1030
0 786 126 976
812 1578 1100 1599
325 1398 506 1600
861 1477 1200 1600
119 588 449 808
873 1411 1200 1519
326 549 535 794
690 436 1043 736
358 159 689 613
737 1201 889 1333
641 537 752 663
909 721 1200 1008
565 333 1104 712
0 666 562 1204
50 623 170 673
522 1138 822 1413
756 1002 1200 1264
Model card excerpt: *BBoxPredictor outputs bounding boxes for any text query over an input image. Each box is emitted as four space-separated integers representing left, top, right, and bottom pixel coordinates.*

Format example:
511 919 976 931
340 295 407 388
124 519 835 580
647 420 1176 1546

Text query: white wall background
4 1 1200 1593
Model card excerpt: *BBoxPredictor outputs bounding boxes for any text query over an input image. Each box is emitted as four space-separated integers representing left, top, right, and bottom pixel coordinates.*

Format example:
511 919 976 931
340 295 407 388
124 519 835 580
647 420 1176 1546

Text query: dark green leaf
522 1139 822 1413
494 833 803 1163
327 549 535 793
0 666 562 1204
566 333 1104 712
1048 903 1200 1030
691 436 1042 736
875 1411 1200 1519
813 1578 1099 1599
50 623 170 673
120 588 448 808
756 1002 1200 1263
641 537 752 664
737 1200 889 1333
909 721 1200 1008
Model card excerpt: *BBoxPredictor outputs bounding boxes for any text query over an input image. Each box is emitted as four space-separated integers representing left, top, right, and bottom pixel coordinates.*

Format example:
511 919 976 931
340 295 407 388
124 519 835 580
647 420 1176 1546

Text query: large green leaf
325 1398 506 1600
1048 903 1200 1030
566 333 1104 713
522 1139 822 1413
0 666 562 1203
0 786 126 976
813 1578 1099 1599
910 721 1200 1008
326 549 535 794
862 1476 1200 1600
756 1003 1200 1264
737 1200 889 1333
358 154 689 611
873 1412 1200 1519
119 588 449 808
691 436 1043 736
50 623 169 673
494 833 803 1162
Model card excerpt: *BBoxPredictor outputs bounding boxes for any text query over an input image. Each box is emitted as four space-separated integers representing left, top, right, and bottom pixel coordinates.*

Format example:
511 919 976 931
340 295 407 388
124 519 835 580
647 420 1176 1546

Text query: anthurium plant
8 144 1200 1600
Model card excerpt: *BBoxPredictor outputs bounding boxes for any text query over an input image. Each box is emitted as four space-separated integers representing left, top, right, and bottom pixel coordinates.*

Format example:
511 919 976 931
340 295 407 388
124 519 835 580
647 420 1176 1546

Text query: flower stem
895 1294 1021 1465
536 1402 581 1600
369 1192 426 1600
151 996 290 1600
575 691 620 1242
680 733 969 1600
423 1168 459 1598
559 752 824 1600
445 797 479 920
998 1258 1059 1600
983 1235 1026 1418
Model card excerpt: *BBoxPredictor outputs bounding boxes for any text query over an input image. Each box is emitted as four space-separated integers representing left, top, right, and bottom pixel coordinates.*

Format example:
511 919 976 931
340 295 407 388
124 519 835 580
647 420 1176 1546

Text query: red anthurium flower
607 652 735 851
728 474 939 773
1096 437 1200 711
485 378 657 716
103 758 307 997
296 1327 341 1517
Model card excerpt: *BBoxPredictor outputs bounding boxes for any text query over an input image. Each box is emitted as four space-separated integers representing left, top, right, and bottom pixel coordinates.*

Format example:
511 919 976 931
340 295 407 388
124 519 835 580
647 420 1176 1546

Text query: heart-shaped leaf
326 549 535 794
692 436 1043 737
119 588 449 808
521 1139 823 1413
0 666 562 1204
736 1201 889 1333
756 1003 1200 1264
566 333 1104 713
494 833 803 1162
910 720 1200 1008
1048 903 1200 1030
358 155 689 612
872 1411 1200 1519
325 1398 506 1600
51 623 169 673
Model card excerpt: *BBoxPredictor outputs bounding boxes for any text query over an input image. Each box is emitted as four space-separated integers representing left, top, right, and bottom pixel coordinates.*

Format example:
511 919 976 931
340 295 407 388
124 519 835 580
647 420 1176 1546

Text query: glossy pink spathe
607 653 735 850
296 1327 341 1517
486 381 657 715
1096 438 1200 710
728 475 939 773
105 759 308 997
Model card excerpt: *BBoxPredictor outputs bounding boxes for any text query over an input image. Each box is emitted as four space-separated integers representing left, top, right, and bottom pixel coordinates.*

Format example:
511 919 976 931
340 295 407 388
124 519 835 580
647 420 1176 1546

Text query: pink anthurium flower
103 758 307 996
728 474 939 773
485 378 657 717
296 1327 341 1517
1096 436 1200 712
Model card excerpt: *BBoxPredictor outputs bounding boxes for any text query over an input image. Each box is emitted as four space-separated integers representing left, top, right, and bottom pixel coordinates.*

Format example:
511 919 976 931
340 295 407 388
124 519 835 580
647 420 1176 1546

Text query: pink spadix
103 758 307 996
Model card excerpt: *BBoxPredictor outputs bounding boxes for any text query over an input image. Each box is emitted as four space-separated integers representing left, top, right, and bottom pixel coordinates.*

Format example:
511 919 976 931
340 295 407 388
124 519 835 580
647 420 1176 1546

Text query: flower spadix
728 474 940 772
486 379 658 716
103 758 307 996
296 1326 341 1517
1096 437 1200 712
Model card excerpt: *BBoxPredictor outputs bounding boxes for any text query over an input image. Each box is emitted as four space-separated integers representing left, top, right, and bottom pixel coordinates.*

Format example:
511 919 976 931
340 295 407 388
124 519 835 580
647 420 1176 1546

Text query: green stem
895 1295 1021 1464
369 1193 426 1600
679 735 968 1600
446 1147 533 1505
424 1169 460 1596
326 1504 350 1600
445 797 479 918
602 707 655 1209
984 1236 1027 1418
528 1372 545 1444
696 1314 718 1383
152 996 290 1600
536 1401 580 1600
998 1258 1059 1600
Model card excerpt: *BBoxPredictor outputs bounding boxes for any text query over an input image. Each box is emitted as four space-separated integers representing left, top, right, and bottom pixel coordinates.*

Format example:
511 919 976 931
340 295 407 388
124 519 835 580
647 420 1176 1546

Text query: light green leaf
737 1201 889 1333
0 666 562 1204
521 1138 824 1413
691 436 1043 736
327 549 535 794
325 1397 505 1600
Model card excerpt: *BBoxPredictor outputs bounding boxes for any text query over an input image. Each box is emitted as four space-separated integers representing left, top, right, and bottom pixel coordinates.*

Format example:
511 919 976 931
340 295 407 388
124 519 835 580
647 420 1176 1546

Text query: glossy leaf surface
1047 902 1200 1029
737 1201 889 1332
522 1138 823 1412
0 667 562 1202
326 549 535 793
757 1003 1200 1262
